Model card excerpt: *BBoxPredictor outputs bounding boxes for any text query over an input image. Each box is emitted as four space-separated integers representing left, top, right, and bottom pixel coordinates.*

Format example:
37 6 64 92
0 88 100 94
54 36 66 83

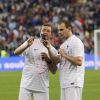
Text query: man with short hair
14 23 57 100
58 20 85 100
47 20 85 100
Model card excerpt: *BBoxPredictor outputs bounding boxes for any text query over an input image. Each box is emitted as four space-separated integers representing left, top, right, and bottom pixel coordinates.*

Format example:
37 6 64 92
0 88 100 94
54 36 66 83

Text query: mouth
58 34 63 38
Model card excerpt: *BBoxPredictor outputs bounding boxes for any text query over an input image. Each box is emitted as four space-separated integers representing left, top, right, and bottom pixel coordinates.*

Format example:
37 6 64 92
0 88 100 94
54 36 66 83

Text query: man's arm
41 52 57 74
14 37 34 55
46 58 57 74
59 48 83 66
43 40 60 64
41 40 60 74
47 46 61 64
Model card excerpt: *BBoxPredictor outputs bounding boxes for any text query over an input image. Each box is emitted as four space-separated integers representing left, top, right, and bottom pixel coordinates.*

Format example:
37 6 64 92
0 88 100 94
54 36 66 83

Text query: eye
42 29 50 33
42 29 46 32
60 29 64 31
47 30 50 32
58 29 64 31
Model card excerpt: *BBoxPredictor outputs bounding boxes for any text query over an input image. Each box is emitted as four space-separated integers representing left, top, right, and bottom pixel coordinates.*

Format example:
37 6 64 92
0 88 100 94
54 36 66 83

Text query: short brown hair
42 23 53 30
58 20 72 29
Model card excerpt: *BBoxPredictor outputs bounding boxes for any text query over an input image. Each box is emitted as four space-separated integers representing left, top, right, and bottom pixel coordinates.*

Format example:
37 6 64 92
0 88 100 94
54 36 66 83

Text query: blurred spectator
0 0 100 57
83 31 94 54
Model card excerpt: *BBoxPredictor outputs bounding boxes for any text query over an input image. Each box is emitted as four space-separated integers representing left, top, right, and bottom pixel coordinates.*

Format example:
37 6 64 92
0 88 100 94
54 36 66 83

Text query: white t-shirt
58 35 85 88
20 38 57 92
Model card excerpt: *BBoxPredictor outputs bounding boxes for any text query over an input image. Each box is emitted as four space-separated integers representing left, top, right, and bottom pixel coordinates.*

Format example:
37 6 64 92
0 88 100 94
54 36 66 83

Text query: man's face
40 26 52 40
57 23 70 39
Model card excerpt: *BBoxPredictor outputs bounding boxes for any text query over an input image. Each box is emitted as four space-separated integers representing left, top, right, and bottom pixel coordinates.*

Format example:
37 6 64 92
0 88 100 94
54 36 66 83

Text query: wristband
21 41 28 48
47 59 52 64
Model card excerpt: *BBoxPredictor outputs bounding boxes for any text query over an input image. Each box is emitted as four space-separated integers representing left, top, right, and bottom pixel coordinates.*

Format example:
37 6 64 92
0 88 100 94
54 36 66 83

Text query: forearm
48 63 57 74
63 54 83 66
47 58 57 74
47 47 60 64
14 41 29 55
41 52 57 74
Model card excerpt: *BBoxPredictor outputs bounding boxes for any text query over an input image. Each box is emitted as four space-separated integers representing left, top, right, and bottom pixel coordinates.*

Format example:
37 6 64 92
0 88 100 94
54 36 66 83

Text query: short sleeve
72 39 84 57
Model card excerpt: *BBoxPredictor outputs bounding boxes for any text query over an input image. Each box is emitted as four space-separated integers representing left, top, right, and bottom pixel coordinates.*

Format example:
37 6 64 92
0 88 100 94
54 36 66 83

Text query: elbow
77 62 82 66
14 51 17 55
76 57 83 66
77 60 83 66
14 50 19 55
51 67 57 75
14 50 17 55
14 51 16 55
52 70 56 74
53 69 57 74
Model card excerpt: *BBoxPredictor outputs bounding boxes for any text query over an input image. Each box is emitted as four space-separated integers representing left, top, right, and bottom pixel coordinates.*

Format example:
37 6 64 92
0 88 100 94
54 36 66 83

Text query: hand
42 40 50 49
41 52 49 61
58 48 65 57
27 36 34 47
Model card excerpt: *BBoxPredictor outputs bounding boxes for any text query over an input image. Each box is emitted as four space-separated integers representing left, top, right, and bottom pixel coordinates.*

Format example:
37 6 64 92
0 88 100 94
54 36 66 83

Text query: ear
40 26 43 34
68 27 71 30
40 29 42 35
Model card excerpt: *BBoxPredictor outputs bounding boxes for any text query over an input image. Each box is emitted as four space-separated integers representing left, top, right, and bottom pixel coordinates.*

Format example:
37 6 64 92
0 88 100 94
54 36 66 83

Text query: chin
59 36 64 39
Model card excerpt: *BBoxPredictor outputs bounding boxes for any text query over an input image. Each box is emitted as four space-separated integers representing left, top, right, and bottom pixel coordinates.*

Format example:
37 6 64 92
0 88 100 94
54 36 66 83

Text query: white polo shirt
20 38 57 92
58 35 85 88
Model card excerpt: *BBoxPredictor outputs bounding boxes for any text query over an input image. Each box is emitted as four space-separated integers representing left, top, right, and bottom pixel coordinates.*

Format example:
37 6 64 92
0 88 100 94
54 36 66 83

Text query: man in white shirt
58 20 85 100
14 23 57 100
47 20 85 100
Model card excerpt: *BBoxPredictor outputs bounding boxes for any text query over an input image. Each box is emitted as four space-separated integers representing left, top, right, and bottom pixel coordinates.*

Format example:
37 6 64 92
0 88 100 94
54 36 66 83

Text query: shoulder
50 45 57 50
71 35 84 51
72 35 83 45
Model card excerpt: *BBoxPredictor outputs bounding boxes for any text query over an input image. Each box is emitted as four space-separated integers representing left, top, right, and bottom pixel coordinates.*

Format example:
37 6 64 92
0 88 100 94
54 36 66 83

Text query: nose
58 30 62 34
44 33 47 35
58 32 62 37
58 31 61 34
41 32 46 35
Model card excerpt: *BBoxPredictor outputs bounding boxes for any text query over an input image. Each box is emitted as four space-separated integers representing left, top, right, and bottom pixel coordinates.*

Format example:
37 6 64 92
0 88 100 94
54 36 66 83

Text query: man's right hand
27 36 34 47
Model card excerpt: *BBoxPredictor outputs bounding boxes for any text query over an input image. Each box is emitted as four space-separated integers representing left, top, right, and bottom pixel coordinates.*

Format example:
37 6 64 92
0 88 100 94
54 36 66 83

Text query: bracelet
47 59 52 64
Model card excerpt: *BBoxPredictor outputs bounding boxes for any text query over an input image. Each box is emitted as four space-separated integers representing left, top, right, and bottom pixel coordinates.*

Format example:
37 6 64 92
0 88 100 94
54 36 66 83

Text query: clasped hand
58 48 65 57
41 52 50 61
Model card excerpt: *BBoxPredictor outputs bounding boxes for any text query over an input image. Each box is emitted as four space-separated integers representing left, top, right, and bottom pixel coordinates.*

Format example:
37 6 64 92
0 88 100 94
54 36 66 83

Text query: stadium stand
0 0 100 57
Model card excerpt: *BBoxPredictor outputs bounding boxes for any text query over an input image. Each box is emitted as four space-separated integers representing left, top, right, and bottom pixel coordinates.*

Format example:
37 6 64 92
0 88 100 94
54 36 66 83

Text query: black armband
47 59 53 64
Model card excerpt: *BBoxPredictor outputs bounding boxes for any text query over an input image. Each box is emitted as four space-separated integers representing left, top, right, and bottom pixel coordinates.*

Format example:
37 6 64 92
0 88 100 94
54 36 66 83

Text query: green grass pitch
0 70 100 100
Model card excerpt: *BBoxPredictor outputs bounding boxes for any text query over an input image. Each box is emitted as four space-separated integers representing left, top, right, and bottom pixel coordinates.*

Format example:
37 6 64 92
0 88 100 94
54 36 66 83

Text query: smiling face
40 24 52 40
57 21 72 39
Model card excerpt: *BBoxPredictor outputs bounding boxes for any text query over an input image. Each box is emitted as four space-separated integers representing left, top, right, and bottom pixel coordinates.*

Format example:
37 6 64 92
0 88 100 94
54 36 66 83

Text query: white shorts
19 87 49 100
61 87 83 100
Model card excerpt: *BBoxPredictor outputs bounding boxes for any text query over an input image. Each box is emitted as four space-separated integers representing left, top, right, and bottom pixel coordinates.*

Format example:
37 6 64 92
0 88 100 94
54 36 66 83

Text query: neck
66 31 73 39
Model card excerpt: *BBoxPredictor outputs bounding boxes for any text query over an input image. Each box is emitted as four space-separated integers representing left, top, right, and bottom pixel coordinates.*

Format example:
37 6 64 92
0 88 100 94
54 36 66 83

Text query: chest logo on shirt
34 48 38 50
65 45 70 55
70 82 75 85
67 45 69 49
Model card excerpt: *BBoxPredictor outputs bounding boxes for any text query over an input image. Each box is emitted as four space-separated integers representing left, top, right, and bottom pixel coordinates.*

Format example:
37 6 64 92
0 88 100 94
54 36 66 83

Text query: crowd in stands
0 0 100 57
